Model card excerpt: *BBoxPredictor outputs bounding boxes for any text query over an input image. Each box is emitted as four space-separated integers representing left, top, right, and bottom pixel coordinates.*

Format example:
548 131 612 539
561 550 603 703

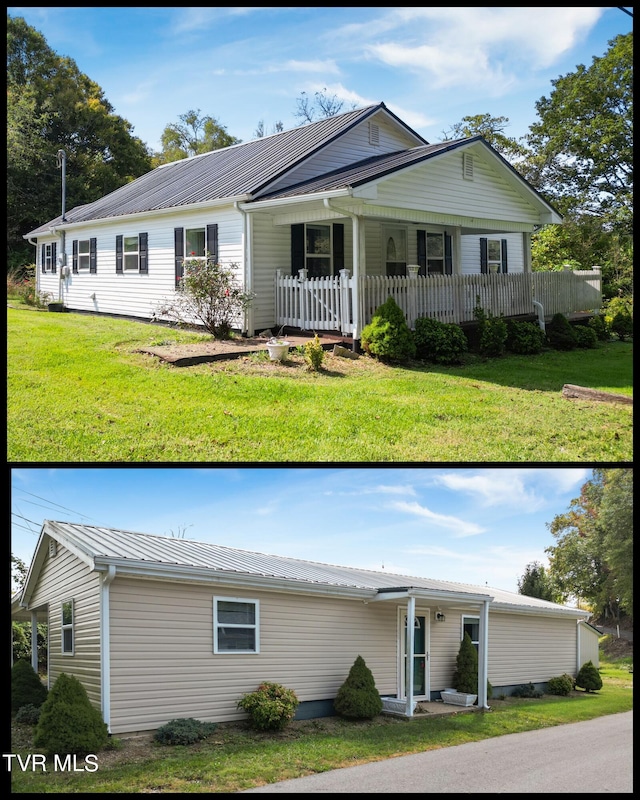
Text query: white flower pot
441 690 477 706
266 341 290 361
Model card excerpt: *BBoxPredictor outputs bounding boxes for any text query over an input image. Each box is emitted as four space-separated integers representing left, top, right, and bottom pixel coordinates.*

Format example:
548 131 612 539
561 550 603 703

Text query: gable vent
49 539 57 557
463 152 474 180
369 121 380 146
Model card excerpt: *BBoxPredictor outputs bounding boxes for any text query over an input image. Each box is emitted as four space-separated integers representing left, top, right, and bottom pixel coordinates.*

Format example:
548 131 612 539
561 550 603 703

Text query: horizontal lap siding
108 578 397 733
461 233 524 274
27 542 102 708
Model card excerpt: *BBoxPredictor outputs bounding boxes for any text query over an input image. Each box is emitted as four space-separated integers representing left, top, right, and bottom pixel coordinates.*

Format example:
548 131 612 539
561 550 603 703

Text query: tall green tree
524 32 632 234
545 468 633 620
7 15 153 269
441 113 529 162
154 109 240 165
517 561 558 602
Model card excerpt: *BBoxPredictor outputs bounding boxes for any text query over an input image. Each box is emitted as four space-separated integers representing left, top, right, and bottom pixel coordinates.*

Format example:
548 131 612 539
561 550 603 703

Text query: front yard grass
7 306 633 462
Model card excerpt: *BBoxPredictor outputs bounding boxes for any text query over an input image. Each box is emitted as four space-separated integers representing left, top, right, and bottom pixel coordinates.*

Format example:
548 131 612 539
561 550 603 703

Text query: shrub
546 313 578 350
451 632 478 694
505 319 546 355
157 256 254 338
237 682 299 731
511 682 543 698
15 703 42 725
473 304 507 357
588 314 610 341
153 717 218 746
34 673 109 757
334 655 383 720
573 325 598 349
360 296 416 363
304 333 325 371
575 660 603 692
413 316 468 364
546 674 575 696
610 310 633 341
11 658 48 713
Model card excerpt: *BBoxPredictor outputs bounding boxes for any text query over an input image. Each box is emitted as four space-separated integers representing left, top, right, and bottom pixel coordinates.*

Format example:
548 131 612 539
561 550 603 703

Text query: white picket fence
275 267 602 335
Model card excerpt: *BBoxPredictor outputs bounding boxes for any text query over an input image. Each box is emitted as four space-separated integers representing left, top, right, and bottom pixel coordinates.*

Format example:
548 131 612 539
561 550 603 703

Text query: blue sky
11 467 592 594
7 7 633 153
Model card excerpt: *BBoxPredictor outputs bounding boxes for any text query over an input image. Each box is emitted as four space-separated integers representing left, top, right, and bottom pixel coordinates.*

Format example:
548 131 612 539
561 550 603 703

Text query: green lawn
7 306 633 462
9 660 633 793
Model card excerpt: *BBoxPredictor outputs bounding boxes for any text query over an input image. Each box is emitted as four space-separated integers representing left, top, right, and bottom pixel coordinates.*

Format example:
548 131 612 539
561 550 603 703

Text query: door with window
384 227 407 276
399 609 430 699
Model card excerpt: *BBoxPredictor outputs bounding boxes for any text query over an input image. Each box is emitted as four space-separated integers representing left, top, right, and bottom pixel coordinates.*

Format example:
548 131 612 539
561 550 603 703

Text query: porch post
406 596 415 717
478 599 490 709
31 611 38 673
352 215 364 346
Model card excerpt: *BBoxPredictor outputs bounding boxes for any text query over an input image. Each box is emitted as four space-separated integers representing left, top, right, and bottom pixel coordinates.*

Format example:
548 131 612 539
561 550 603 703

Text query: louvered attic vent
49 539 57 557
369 121 380 146
463 152 474 180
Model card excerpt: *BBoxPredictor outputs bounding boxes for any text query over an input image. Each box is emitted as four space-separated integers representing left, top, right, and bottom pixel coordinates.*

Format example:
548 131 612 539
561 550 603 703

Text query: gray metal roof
35 520 587 617
25 102 428 236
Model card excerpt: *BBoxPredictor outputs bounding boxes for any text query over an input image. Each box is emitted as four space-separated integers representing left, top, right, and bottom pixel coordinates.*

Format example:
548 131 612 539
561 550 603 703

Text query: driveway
241 711 633 793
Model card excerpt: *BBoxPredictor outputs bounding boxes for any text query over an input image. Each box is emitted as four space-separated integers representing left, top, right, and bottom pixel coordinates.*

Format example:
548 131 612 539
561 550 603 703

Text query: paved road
241 712 633 793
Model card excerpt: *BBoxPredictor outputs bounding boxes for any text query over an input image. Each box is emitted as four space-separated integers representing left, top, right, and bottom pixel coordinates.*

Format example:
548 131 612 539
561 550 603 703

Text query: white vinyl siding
461 233 524 275
578 621 600 669
108 577 398 734
26 539 102 708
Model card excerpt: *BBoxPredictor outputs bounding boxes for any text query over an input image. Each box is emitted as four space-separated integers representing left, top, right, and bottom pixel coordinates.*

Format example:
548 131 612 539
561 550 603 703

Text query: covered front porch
275 267 603 338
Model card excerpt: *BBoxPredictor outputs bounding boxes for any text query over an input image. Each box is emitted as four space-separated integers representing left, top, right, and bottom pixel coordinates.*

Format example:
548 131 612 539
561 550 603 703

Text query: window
124 236 140 270
487 239 502 273
426 232 445 275
305 224 332 277
44 244 53 272
462 615 479 653
185 228 206 259
77 240 91 271
384 227 407 276
62 600 74 655
213 597 259 654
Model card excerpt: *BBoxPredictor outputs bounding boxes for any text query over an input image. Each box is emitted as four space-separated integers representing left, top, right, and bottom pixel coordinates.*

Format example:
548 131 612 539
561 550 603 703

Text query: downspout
477 599 490 709
406 596 415 717
100 565 116 731
234 201 252 336
576 620 581 673
56 150 68 302
323 198 362 351
532 300 545 332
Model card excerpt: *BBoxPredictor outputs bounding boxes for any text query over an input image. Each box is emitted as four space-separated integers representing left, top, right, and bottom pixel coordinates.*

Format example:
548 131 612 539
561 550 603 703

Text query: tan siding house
13 521 595 735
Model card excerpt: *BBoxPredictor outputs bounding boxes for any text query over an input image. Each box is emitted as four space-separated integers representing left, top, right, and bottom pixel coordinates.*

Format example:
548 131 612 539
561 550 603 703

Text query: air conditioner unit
435 612 446 622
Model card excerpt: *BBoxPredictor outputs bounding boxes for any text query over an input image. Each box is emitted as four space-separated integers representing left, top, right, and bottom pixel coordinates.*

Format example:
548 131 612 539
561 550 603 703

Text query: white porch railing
275 267 602 335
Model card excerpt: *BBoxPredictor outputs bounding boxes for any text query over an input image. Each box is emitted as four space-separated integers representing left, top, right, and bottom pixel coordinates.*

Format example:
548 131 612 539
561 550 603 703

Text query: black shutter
291 223 304 276
444 233 452 275
139 232 148 274
501 238 508 273
480 238 488 274
417 230 426 276
174 227 184 288
51 242 57 274
89 238 97 274
206 224 218 263
332 223 344 273
41 244 46 273
72 240 78 273
115 235 123 273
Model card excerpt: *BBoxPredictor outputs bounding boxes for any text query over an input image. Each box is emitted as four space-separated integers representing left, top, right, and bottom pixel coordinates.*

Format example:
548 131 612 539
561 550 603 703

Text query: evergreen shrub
237 682 299 731
34 673 109 757
334 655 383 720
511 682 543 698
575 660 603 692
15 703 42 725
153 718 218 745
304 333 325 371
588 314 610 341
610 310 633 340
546 674 575 696
473 304 507 357
451 633 492 699
413 316 468 364
546 313 578 350
505 319 546 355
574 325 598 348
11 658 48 713
360 296 416 362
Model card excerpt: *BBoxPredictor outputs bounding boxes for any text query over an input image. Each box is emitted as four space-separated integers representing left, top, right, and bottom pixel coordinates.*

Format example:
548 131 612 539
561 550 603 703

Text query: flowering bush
237 682 299 731
157 256 254 339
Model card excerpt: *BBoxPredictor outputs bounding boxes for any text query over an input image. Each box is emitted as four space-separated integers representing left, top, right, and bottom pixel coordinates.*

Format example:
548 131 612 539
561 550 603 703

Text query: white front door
399 608 430 699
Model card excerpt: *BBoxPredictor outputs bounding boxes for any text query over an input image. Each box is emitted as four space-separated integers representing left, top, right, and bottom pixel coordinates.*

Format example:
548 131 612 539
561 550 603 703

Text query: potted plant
441 632 478 706
265 337 290 361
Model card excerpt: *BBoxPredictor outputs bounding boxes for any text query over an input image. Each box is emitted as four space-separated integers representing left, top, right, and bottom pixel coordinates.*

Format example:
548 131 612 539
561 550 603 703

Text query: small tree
34 673 109 756
575 660 603 692
157 256 254 339
11 658 48 713
333 655 383 720
451 632 479 694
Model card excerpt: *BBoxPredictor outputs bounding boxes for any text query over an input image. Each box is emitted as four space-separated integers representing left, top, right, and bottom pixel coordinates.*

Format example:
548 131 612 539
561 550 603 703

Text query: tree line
7 15 632 297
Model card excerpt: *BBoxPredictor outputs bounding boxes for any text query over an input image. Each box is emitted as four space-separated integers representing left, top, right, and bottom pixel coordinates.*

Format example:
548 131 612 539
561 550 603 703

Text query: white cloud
391 501 485 537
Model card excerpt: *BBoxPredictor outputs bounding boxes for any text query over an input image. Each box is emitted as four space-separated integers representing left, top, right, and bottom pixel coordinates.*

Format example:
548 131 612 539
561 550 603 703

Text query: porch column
477 600 490 709
406 596 415 717
522 232 532 273
31 611 38 673
352 214 365 344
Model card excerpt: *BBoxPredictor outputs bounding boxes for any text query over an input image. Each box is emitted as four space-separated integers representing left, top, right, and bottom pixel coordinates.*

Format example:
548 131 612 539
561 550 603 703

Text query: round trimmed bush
360 296 416 363
546 673 575 696
575 660 603 692
334 655 383 720
574 325 598 349
546 313 578 350
34 672 109 757
413 316 468 364
505 319 546 355
237 682 299 731
11 658 48 713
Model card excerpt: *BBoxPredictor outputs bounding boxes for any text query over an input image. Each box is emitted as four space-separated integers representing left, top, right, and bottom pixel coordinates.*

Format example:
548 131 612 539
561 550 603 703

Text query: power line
11 486 100 522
